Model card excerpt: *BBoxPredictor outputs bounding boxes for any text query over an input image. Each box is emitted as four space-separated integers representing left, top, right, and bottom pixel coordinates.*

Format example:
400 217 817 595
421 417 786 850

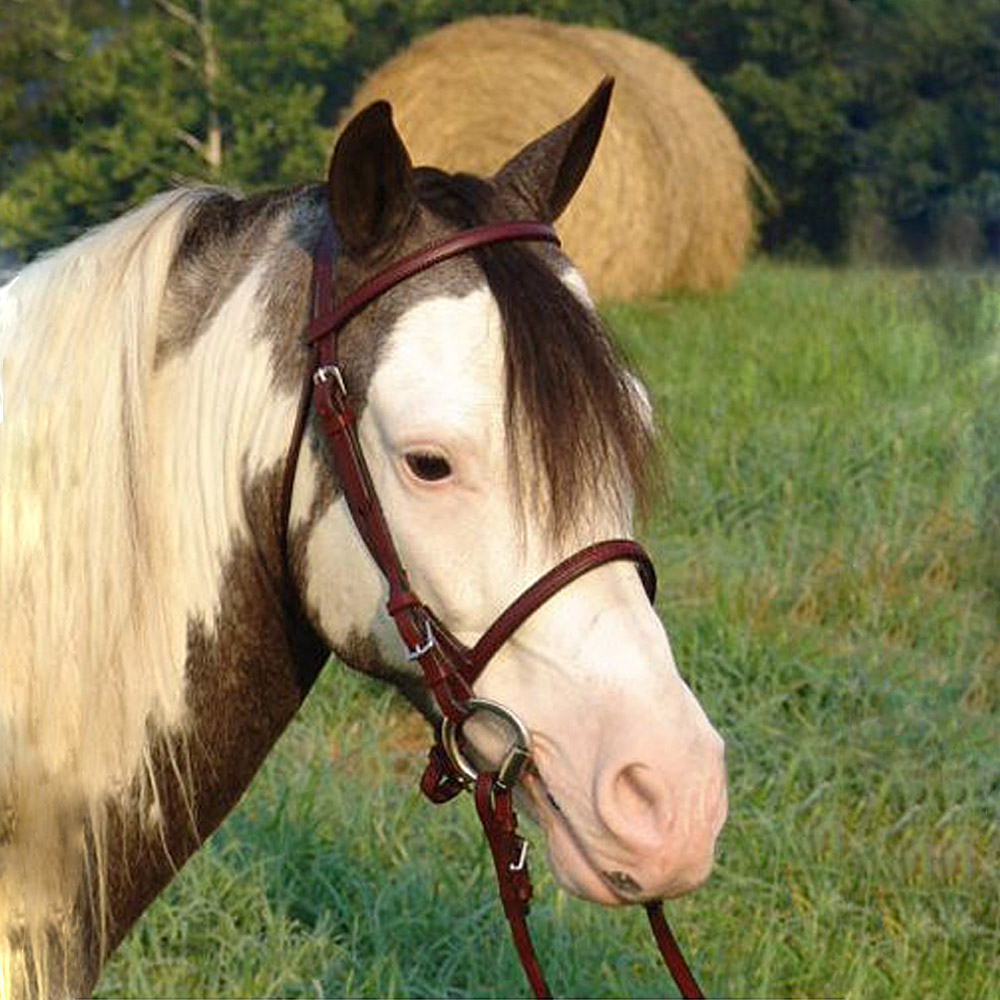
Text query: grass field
96 262 1000 999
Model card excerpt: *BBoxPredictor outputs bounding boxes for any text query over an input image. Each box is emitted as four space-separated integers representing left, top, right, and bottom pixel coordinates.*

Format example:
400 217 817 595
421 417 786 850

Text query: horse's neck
0 195 332 999
86 238 330 985
147 242 326 742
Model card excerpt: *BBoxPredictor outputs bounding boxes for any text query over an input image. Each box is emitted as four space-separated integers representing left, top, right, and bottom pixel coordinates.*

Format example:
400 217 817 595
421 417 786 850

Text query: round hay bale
338 15 756 301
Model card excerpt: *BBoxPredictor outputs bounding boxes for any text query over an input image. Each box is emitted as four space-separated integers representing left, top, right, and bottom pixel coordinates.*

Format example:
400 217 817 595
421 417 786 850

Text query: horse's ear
494 77 613 223
328 101 415 256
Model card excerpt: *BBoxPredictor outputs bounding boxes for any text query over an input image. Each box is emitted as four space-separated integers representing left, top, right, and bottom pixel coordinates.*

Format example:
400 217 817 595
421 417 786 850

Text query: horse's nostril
599 762 674 850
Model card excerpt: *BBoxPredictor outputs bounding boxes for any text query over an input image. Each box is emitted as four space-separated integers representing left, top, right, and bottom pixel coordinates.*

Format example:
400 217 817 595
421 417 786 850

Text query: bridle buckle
497 743 532 789
510 837 529 873
405 620 436 662
312 362 346 396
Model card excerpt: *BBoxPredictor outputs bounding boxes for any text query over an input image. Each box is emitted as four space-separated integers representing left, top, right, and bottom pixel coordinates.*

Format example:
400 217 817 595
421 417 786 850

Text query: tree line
2 0 998 264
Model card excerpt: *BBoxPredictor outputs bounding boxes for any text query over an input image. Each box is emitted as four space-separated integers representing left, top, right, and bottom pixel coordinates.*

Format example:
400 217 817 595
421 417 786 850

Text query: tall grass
97 263 1000 999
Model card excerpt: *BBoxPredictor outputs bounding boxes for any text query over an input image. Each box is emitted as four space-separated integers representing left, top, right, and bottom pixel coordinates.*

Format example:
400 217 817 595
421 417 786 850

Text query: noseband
281 219 705 999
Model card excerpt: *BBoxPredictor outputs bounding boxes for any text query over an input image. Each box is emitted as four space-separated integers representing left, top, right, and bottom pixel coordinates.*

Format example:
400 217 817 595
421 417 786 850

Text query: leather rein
280 218 705 999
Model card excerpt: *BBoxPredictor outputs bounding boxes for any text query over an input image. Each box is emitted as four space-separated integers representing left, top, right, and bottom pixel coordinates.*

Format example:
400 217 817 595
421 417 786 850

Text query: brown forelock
410 167 658 540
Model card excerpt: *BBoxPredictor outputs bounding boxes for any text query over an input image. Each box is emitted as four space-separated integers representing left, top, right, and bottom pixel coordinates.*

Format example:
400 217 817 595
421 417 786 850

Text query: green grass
97 262 1000 999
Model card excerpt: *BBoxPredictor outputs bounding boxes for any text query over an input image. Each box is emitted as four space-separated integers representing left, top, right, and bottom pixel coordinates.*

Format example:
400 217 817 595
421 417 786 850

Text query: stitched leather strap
463 540 655 684
647 902 705 998
306 221 560 347
475 775 551 999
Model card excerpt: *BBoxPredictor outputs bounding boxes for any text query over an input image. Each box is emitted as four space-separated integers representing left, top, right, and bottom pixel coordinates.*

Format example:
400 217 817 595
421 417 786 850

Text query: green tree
0 11 197 255
627 0 856 256
0 0 96 199
0 0 352 258
849 0 1000 261
4 0 1000 263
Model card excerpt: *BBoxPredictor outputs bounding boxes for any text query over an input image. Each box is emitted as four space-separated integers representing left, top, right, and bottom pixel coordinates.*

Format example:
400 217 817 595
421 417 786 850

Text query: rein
282 218 706 999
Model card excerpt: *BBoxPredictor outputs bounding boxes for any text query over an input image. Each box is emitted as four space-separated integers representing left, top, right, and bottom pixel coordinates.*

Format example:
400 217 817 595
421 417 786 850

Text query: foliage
0 0 352 256
614 0 1000 261
848 0 1000 261
634 0 856 255
1 0 999 261
1 11 192 253
96 263 1000 998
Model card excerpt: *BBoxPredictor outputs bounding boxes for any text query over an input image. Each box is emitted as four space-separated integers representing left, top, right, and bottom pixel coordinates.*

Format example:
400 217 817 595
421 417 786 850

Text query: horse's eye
405 452 452 482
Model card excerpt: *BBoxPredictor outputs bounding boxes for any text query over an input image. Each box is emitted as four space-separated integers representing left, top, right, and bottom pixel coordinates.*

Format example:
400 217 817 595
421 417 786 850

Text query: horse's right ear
494 77 613 223
328 101 415 257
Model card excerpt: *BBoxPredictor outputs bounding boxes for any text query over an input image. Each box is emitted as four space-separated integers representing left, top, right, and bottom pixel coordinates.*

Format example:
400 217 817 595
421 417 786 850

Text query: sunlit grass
98 262 1000 999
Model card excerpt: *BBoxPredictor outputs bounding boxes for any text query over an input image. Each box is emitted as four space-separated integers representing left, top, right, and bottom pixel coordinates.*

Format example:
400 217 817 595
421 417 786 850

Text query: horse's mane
413 169 657 540
0 188 217 990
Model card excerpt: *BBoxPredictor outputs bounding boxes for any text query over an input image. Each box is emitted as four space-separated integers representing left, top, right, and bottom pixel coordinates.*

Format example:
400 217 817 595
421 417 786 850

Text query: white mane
0 189 216 994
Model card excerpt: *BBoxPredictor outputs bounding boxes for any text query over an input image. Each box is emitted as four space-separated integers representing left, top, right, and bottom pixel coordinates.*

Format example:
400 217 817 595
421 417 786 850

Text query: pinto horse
0 81 727 998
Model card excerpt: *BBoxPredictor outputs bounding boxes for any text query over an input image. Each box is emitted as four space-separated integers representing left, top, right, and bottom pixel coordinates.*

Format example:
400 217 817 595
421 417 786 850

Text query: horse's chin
519 775 629 907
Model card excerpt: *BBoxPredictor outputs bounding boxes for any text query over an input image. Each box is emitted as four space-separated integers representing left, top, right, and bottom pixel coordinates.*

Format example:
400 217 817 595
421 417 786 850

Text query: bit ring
440 698 533 789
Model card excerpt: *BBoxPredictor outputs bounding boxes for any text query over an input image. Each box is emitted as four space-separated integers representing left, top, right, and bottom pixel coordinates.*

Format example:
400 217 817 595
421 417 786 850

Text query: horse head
295 81 727 906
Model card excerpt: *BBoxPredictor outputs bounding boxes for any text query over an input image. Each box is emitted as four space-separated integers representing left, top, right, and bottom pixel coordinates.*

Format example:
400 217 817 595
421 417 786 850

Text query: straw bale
339 15 755 301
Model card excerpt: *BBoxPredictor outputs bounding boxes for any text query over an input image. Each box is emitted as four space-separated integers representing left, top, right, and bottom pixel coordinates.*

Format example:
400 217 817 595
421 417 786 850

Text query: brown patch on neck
156 186 321 380
74 464 328 994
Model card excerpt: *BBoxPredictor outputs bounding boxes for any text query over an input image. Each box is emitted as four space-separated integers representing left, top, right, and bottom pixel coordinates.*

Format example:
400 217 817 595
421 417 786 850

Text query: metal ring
440 698 533 789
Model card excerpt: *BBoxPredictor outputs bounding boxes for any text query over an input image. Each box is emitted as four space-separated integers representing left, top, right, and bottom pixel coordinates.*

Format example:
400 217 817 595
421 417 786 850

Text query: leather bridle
280 218 706 999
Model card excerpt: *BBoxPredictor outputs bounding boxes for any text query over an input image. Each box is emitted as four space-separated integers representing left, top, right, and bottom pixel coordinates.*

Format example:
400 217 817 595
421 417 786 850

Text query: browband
306 221 560 344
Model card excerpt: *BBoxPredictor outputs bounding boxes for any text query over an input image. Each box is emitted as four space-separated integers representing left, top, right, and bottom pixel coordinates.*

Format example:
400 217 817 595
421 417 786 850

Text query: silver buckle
406 620 436 662
439 698 533 789
313 363 346 395
510 838 529 872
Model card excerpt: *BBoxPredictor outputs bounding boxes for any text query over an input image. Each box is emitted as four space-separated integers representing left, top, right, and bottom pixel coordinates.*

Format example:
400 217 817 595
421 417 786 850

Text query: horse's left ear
329 100 415 256
494 77 613 223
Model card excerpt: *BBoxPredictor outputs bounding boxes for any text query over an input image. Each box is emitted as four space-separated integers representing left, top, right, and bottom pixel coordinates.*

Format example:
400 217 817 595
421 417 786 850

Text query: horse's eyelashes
405 452 452 482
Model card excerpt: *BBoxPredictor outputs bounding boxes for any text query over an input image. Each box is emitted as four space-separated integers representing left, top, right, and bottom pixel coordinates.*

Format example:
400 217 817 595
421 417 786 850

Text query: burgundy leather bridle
281 218 706 999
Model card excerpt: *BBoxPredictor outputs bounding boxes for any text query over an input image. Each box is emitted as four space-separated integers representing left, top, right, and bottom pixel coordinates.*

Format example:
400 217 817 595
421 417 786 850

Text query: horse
0 80 727 998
